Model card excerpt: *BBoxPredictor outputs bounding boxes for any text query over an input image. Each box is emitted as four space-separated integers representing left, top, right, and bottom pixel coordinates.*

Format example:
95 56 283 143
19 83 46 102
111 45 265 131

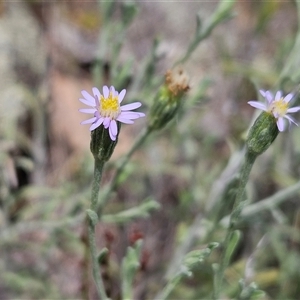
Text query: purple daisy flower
79 86 145 141
248 90 300 132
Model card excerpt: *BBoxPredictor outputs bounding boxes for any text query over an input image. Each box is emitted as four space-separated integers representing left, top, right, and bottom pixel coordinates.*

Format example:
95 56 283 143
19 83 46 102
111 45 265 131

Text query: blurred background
1 1 300 299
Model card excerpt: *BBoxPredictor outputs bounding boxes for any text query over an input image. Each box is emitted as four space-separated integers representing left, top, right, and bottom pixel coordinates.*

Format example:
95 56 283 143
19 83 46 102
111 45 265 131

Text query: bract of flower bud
147 68 189 131
246 112 279 156
90 122 120 162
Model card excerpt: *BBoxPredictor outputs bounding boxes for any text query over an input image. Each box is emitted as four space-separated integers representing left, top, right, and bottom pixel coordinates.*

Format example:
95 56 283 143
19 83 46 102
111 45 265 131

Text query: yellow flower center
269 98 288 117
99 92 121 119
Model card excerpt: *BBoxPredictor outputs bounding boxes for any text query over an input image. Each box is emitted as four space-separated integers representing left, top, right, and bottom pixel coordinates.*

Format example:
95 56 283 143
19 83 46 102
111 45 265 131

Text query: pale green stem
155 275 181 300
213 151 257 299
88 158 108 300
175 0 235 66
98 127 152 214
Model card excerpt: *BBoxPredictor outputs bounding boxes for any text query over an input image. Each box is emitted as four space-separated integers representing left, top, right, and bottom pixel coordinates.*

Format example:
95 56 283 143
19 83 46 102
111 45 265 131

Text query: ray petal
79 108 97 114
90 118 104 131
118 111 144 119
284 93 294 103
110 86 116 97
103 86 109 98
81 90 96 105
121 102 141 111
285 114 298 126
259 90 266 97
118 89 126 103
109 120 118 136
247 101 267 111
92 87 101 100
81 117 97 125
287 106 300 113
275 91 282 101
265 91 274 104
103 117 110 128
277 117 285 132
116 117 134 124
79 98 95 106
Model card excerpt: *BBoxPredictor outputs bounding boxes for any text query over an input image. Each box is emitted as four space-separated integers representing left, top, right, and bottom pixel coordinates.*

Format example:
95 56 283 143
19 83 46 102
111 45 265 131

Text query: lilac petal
103 86 109 98
81 90 96 105
118 89 126 103
285 114 298 126
275 91 282 101
109 128 116 140
248 101 267 111
98 116 105 124
121 102 141 111
81 117 97 125
277 117 285 132
118 111 144 120
259 90 266 97
79 108 97 114
109 129 116 141
284 93 293 103
95 95 100 107
79 98 95 107
287 106 300 113
109 120 118 139
110 86 116 97
116 116 134 124
265 91 274 104
90 118 104 131
103 117 111 128
92 87 101 100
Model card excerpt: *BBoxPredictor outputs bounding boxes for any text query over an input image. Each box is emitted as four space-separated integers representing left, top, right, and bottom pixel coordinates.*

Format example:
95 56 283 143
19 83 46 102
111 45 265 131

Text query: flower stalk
213 150 256 299
78 84 147 298
175 0 235 65
88 158 108 300
213 104 284 299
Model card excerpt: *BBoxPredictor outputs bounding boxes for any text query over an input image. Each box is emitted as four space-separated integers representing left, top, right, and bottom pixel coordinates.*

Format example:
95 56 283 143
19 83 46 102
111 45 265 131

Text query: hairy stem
213 151 257 299
88 158 108 299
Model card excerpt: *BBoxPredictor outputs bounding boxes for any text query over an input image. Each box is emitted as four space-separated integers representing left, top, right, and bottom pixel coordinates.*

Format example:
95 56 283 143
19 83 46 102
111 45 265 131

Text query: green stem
88 158 108 300
98 127 152 213
175 0 235 66
155 275 181 300
213 151 257 299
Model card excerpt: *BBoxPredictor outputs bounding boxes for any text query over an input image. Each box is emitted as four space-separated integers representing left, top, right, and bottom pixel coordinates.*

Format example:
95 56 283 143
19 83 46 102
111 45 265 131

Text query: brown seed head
165 67 190 96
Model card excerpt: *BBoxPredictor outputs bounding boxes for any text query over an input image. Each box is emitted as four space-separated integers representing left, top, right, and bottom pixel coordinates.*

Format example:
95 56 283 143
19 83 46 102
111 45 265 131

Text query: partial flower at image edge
248 89 300 132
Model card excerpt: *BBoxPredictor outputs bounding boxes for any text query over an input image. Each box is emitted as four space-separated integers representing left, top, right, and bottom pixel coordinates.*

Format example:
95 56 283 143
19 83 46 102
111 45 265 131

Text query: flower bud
246 112 279 156
147 68 189 131
90 122 120 162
